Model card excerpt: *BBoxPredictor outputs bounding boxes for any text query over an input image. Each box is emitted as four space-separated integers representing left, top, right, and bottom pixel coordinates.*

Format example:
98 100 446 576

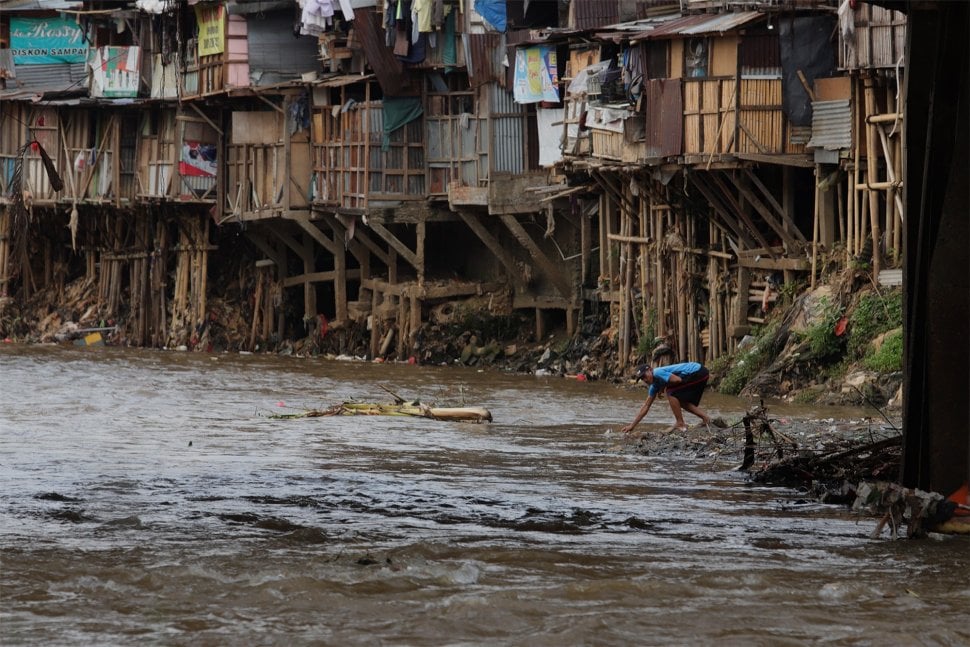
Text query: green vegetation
718 322 780 395
801 297 844 360
847 289 902 360
636 307 658 356
777 280 805 307
862 327 903 373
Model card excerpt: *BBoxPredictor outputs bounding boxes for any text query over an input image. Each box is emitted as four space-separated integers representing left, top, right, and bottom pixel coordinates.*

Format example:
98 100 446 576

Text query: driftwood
738 402 798 471
854 481 970 539
269 401 493 423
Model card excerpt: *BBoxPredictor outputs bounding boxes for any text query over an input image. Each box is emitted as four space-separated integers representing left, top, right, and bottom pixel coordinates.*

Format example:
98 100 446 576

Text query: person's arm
621 393 656 434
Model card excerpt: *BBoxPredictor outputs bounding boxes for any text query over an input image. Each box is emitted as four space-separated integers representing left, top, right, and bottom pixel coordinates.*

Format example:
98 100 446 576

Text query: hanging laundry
299 0 335 35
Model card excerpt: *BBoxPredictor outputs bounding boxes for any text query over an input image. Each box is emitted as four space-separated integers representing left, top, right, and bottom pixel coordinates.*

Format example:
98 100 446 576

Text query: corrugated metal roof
593 14 683 42
317 73 375 88
0 62 87 100
572 0 619 31
631 11 764 40
807 99 852 150
0 0 84 9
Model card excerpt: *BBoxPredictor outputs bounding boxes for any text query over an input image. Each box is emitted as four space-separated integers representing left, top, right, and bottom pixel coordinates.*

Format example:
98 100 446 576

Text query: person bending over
621 362 712 434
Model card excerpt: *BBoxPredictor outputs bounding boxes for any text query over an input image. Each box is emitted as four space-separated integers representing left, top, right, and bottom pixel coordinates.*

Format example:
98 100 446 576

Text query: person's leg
682 402 710 425
666 395 687 429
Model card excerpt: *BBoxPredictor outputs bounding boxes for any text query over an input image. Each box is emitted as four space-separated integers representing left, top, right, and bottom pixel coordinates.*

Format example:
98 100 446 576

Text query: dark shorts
665 367 709 406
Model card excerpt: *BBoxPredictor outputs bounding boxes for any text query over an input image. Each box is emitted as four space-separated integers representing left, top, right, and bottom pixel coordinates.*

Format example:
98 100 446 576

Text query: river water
1 345 967 646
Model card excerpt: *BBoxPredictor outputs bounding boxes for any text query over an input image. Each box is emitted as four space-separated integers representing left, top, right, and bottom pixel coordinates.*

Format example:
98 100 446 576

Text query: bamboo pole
863 78 882 276
0 207 8 295
638 187 649 344
655 206 665 340
852 79 863 257
200 216 210 328
893 118 903 260
811 164 820 289
846 163 855 262
249 269 263 351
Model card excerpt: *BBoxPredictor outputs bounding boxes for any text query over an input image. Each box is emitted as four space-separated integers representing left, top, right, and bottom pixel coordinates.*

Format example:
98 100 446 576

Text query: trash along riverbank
6 261 964 538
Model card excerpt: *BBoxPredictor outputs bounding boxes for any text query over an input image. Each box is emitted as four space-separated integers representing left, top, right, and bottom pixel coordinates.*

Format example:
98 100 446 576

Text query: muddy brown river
1 345 968 645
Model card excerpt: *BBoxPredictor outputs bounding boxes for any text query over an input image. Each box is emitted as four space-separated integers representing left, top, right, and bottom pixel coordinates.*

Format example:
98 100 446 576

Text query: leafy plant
801 297 844 359
718 323 780 395
863 327 903 373
848 289 902 359
777 280 805 307
636 307 658 356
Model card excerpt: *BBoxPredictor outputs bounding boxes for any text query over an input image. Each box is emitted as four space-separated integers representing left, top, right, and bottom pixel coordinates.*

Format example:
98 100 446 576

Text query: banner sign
89 46 142 98
10 16 87 65
180 141 217 178
195 4 226 57
513 46 559 104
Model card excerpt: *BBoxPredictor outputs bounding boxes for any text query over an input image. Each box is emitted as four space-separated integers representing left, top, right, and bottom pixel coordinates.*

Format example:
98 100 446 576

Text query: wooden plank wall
136 110 178 199
314 98 374 209
737 79 784 154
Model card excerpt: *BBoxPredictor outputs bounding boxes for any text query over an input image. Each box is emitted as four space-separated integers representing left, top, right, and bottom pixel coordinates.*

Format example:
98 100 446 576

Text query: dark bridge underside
902 1 970 493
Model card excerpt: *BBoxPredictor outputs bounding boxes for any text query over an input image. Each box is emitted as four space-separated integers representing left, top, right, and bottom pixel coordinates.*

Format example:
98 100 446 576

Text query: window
685 38 709 78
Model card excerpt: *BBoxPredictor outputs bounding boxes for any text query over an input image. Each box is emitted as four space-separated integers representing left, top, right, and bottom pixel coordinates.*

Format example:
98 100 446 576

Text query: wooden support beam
580 202 592 285
367 222 420 271
735 174 802 249
499 214 572 299
244 232 286 268
187 103 224 136
743 169 806 243
591 169 636 216
268 227 313 262
290 214 340 255
689 174 756 248
456 210 526 289
322 214 391 266
320 213 372 273
416 219 426 286
332 225 348 322
282 268 362 288
707 172 777 256
253 94 285 115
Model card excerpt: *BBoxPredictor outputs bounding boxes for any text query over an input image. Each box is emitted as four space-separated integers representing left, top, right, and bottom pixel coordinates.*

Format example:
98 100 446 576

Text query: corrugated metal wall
570 0 618 30
807 99 852 150
487 84 524 175
644 78 682 158
247 11 322 85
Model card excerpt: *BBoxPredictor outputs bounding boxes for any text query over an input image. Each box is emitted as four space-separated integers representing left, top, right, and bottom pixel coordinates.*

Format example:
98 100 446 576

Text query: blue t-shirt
649 362 702 397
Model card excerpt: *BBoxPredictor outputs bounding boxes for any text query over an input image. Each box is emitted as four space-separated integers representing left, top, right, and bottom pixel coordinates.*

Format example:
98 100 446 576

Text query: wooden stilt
864 78 882 276
811 164 820 289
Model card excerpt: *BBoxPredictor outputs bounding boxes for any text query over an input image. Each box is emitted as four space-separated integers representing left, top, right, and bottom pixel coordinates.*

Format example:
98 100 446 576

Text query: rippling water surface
1 345 967 646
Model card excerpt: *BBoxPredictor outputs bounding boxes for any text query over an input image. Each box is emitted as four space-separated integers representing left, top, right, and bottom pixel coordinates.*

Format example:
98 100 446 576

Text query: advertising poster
10 16 87 65
513 46 559 104
89 46 142 98
195 4 226 57
179 141 217 178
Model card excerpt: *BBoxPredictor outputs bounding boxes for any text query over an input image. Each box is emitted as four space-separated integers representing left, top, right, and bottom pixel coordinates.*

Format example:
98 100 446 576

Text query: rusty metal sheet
679 11 764 36
317 74 376 88
466 33 505 88
353 7 410 95
632 11 764 40
644 77 682 158
739 33 781 73
571 0 618 31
